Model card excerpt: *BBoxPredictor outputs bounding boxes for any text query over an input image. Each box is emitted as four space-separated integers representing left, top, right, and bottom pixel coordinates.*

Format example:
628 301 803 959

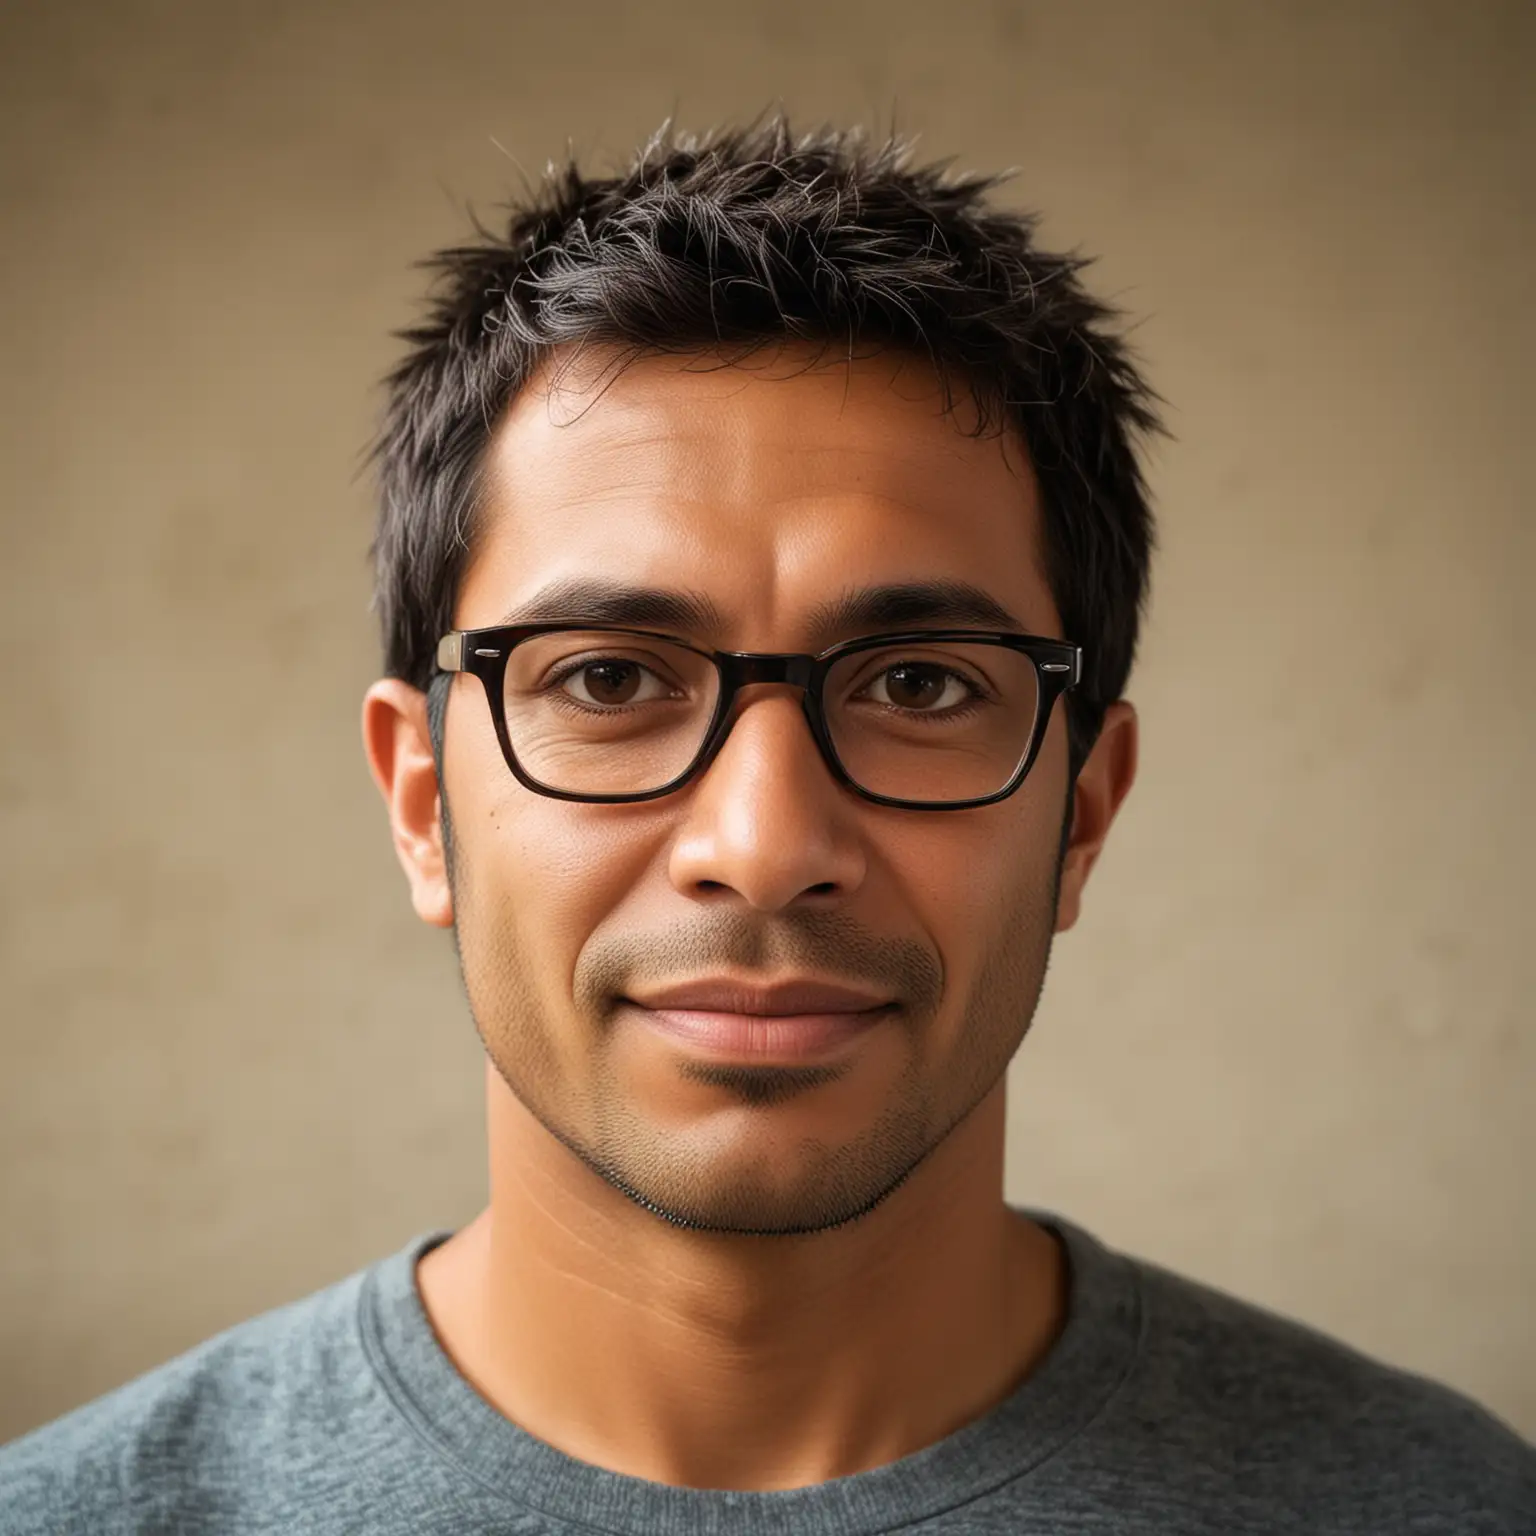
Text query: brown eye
558 658 678 708
868 663 969 711
573 661 639 705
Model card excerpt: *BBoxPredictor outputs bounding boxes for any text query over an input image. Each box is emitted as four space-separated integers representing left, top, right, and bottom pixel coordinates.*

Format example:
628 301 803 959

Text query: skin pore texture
362 346 1138 1492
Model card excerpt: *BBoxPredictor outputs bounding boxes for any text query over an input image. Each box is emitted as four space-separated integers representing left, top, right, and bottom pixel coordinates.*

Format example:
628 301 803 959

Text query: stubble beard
451 859 1062 1238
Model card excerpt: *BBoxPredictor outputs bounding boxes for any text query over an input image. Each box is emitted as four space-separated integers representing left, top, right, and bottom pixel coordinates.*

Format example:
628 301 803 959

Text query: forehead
458 346 1058 644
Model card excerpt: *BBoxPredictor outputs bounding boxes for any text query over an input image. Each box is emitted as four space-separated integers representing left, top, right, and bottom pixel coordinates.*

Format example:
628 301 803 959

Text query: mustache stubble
573 906 946 1027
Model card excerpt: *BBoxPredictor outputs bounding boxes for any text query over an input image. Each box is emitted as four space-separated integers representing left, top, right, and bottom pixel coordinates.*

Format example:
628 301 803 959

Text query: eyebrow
498 578 726 633
496 577 1026 646
802 580 1026 643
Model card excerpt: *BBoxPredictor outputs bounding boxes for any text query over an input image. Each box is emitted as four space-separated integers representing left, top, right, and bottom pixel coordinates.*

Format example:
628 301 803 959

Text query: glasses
435 625 1081 811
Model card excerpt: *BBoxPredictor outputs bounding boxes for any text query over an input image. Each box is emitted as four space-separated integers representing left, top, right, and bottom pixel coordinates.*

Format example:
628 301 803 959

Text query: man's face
440 348 1079 1235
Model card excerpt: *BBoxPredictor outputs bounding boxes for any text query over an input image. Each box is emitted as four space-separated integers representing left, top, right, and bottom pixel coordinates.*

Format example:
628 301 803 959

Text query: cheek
453 775 663 1007
442 688 591 957
878 780 1066 986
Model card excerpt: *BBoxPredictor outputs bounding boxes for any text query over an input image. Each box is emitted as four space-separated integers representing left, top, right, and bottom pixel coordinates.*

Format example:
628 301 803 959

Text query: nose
667 688 868 912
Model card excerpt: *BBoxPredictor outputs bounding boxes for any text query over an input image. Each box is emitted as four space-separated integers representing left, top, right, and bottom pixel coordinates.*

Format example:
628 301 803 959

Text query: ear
1054 700 1138 933
362 678 454 928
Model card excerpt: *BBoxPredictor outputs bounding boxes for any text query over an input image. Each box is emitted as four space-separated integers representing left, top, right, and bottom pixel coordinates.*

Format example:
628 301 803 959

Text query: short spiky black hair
372 117 1162 772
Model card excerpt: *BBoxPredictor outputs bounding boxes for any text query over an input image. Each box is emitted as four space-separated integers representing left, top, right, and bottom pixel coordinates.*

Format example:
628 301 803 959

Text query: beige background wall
1 0 1531 1443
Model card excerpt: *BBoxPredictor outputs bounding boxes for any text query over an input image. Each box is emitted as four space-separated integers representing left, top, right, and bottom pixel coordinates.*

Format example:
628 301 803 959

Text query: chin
581 1100 938 1238
601 1169 913 1237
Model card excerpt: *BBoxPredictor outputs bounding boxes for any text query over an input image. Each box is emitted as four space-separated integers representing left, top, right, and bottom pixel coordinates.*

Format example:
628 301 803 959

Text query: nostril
806 881 838 895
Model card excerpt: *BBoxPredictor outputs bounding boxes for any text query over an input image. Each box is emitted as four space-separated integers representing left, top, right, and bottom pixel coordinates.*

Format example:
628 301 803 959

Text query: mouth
619 977 897 1062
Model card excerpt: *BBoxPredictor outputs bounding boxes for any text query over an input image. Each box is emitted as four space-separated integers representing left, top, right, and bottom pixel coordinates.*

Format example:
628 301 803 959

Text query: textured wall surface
1 0 1531 1443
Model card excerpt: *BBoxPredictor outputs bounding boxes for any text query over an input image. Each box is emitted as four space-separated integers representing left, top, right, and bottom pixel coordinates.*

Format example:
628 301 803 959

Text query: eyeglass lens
501 631 1042 803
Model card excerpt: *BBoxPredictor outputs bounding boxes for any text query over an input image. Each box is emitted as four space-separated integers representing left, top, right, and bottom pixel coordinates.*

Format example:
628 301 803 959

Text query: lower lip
624 1004 892 1060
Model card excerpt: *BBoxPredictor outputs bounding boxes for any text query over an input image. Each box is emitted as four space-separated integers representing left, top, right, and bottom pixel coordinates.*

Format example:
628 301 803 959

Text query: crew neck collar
358 1208 1142 1536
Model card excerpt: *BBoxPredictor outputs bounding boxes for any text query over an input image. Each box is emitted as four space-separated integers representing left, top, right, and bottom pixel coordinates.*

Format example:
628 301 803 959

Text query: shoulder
0 1261 388 1535
1113 1242 1536 1530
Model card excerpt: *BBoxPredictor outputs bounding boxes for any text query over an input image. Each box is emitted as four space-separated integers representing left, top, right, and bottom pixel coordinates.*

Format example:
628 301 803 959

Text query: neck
417 1063 1066 1492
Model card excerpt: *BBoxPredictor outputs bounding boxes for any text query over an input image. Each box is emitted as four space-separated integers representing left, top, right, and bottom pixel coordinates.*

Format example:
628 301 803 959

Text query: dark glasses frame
435 624 1082 811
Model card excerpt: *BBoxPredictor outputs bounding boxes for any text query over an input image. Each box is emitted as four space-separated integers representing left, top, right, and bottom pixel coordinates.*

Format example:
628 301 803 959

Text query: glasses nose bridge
718 650 817 693
703 650 827 772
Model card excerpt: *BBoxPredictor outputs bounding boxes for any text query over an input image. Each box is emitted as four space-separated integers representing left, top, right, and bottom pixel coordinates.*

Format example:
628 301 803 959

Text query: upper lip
624 977 894 1016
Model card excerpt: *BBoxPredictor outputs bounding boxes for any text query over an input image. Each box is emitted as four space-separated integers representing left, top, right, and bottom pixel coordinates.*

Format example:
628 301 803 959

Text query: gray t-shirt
2 1212 1531 1533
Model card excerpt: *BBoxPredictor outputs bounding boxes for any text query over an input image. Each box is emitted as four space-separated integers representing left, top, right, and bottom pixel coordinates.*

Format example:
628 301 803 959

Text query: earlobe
1053 701 1138 934
362 679 455 929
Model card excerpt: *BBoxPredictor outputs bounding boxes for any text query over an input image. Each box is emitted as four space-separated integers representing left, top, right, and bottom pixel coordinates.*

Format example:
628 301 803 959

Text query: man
2 118 1531 1534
